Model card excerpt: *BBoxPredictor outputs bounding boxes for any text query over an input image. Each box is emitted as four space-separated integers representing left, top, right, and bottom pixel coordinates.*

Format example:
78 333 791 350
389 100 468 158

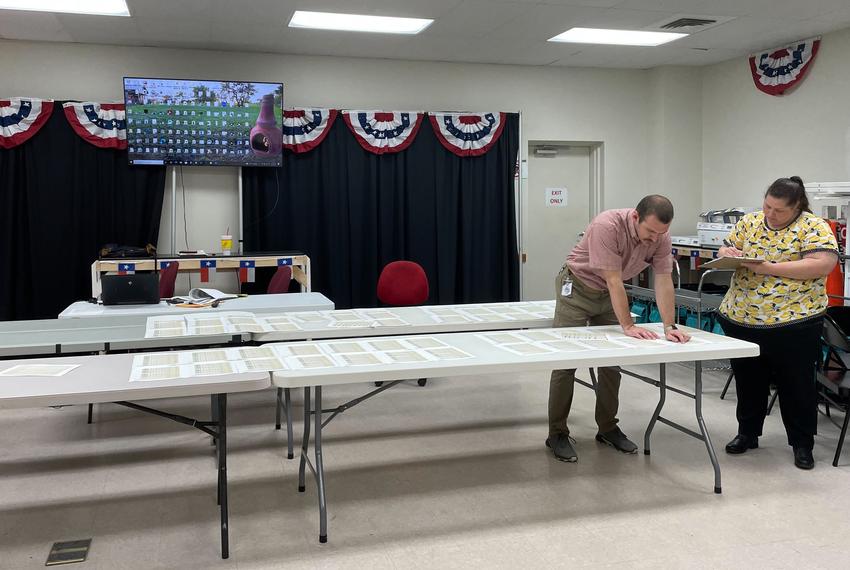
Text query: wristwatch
664 324 678 332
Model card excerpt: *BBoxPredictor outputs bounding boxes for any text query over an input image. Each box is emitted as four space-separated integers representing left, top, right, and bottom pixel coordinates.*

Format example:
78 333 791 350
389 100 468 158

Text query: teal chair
630 301 649 323
648 305 661 323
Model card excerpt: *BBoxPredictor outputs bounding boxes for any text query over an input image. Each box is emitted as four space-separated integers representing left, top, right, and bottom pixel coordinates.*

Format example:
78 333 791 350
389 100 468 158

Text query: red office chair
377 261 429 306
376 261 430 387
159 261 179 298
268 265 293 294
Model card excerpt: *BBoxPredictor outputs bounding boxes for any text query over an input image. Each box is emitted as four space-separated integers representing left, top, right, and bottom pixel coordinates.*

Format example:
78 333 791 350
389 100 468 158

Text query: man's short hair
635 195 674 224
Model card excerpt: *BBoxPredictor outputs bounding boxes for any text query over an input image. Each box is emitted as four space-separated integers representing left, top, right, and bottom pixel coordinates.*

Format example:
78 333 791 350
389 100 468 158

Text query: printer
697 208 754 248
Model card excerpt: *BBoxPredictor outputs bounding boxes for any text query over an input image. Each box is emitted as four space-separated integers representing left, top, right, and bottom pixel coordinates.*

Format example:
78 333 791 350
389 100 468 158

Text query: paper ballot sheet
129 335 474 381
0 364 80 377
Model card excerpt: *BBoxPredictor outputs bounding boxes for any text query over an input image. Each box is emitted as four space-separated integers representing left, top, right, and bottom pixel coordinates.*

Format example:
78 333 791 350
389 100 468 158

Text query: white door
522 144 593 300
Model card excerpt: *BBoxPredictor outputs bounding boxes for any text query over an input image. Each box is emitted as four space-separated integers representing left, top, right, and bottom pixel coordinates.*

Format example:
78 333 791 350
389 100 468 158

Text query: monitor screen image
124 77 283 167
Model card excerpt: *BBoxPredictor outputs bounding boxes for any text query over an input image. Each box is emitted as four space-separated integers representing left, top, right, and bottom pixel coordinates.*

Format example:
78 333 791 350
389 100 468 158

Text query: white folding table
269 324 759 543
252 300 557 343
58 292 334 319
3 300 556 458
0 354 271 559
0 316 250 358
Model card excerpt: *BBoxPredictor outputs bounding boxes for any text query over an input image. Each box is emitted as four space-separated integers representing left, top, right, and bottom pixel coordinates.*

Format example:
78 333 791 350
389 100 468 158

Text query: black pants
719 316 822 449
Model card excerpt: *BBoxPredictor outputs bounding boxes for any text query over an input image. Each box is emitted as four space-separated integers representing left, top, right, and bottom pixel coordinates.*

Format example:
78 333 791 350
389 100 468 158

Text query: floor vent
46 539 92 566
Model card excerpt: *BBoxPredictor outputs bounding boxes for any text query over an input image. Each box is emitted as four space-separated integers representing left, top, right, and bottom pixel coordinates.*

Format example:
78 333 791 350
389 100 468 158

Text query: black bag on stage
99 243 157 259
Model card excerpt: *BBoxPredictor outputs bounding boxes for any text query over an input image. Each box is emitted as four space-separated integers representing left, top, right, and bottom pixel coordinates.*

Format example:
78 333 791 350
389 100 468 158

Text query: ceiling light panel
289 10 433 35
548 27 686 47
0 0 130 17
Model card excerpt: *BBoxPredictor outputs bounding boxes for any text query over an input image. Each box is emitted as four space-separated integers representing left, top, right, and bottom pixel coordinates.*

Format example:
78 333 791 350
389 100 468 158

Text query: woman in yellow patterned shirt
718 176 838 470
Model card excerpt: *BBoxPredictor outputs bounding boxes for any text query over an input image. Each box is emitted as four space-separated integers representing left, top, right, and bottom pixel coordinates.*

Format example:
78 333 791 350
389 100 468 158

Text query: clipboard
701 256 764 269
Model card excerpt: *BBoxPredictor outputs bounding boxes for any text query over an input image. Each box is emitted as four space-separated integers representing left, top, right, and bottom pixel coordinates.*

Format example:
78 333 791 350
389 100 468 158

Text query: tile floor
0 363 848 569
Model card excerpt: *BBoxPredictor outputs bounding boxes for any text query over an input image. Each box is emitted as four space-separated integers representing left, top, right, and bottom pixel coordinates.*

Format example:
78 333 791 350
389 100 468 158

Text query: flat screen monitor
123 77 283 167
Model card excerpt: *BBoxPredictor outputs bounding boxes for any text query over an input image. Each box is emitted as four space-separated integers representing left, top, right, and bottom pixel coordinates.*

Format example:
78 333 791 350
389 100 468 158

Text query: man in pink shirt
547 195 691 463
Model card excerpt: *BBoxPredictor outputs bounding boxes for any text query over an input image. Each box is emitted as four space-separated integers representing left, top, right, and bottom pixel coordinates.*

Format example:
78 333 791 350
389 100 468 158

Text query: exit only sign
546 187 567 207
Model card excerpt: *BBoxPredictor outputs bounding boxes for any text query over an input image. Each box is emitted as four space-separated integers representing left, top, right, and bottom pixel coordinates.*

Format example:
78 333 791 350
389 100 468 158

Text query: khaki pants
548 265 621 436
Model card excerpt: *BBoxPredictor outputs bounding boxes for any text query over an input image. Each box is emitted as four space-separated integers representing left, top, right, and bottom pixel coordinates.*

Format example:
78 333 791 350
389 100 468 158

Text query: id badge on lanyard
561 276 573 298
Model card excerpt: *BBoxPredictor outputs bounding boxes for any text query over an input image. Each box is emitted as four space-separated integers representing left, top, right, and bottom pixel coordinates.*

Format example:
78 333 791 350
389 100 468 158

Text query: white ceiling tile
2 0 849 69
551 46 633 68
489 3 606 40
128 0 213 20
616 0 850 19
425 1 529 38
270 28 346 54
612 45 680 68
205 21 289 53
358 0 464 18
55 14 145 44
807 6 850 28
0 11 73 42
324 33 413 59
207 0 300 25
134 17 211 45
464 37 576 65
679 16 793 49
659 46 744 66
743 0 850 19
392 35 487 62
509 0 623 6
614 1 765 17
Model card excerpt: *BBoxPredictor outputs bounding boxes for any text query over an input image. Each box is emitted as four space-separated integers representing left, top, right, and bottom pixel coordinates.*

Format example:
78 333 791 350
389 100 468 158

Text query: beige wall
0 37 716 293
648 66 703 234
702 26 850 211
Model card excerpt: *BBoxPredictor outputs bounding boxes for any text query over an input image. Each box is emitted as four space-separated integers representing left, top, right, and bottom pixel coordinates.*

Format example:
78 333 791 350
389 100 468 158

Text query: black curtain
0 102 166 320
242 114 519 309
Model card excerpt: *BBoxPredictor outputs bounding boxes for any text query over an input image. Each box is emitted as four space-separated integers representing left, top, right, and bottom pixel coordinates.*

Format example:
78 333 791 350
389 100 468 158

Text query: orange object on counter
826 219 845 306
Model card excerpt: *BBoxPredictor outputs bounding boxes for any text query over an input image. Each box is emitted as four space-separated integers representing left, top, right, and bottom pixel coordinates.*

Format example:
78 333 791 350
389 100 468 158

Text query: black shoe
725 434 758 454
546 433 577 462
595 427 638 454
793 447 814 470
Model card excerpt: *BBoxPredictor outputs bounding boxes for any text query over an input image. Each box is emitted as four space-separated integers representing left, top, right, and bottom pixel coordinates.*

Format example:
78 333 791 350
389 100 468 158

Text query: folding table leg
285 388 293 459
275 387 282 429
298 387 312 493
694 362 721 494
644 363 666 455
720 371 734 400
315 386 328 544
216 394 230 559
834 406 849 467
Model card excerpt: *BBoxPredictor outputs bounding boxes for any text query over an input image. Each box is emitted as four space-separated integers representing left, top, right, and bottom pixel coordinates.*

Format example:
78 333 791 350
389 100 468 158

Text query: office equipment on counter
671 235 700 247
101 274 160 305
697 208 756 248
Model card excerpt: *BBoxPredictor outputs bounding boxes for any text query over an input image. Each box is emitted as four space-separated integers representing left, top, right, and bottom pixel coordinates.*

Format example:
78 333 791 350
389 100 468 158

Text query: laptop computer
101 274 160 305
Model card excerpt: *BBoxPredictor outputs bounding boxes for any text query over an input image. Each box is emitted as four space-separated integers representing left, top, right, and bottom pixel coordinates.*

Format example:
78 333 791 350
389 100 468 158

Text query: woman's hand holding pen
718 245 743 257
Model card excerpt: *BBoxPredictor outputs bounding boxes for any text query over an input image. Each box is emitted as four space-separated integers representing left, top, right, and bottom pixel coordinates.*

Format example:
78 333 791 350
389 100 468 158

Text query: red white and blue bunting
0 98 54 149
342 110 424 155
282 108 337 154
1 100 508 157
62 102 127 149
749 37 821 96
430 112 506 157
